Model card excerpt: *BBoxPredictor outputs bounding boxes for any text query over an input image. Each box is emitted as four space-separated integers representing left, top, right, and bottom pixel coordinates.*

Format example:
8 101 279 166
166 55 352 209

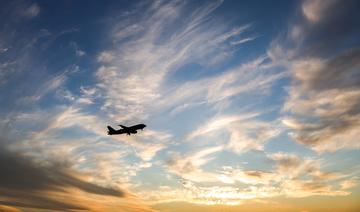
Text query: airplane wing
117 129 127 134
108 126 127 135
115 128 128 134
119 125 128 129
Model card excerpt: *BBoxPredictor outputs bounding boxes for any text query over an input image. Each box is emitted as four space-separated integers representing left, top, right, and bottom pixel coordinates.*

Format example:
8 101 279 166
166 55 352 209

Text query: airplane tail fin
107 126 116 135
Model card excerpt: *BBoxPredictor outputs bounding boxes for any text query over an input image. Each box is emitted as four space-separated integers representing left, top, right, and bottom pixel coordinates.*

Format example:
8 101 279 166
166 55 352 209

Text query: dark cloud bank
0 137 125 211
275 0 360 151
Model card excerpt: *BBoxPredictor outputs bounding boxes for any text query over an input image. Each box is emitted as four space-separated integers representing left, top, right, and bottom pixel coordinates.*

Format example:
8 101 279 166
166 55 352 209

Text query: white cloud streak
95 1 276 123
187 113 281 154
167 146 223 182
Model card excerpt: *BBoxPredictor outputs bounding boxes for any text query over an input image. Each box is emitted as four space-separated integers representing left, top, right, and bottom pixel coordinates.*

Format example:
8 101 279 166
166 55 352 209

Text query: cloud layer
0 0 359 211
272 0 360 152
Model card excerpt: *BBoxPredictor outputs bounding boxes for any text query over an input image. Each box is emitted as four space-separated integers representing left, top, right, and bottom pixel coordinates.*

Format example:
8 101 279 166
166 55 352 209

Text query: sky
0 0 359 211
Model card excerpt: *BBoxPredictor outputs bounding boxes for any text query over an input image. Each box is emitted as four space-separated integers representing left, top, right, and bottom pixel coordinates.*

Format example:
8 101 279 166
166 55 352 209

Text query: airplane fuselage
107 124 146 135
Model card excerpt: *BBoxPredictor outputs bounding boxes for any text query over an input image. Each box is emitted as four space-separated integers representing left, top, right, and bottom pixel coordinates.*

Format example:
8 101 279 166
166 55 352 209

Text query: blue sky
0 0 359 211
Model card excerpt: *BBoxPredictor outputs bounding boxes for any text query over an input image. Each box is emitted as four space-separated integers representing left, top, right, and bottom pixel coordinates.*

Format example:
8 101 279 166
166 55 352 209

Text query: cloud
70 42 86 57
187 114 258 139
152 152 354 205
230 36 258 46
0 205 21 212
157 55 286 116
0 21 72 112
269 0 360 152
91 4 286 192
2 0 358 209
218 166 275 185
95 0 268 122
163 149 354 204
0 111 158 212
269 0 359 59
21 103 170 184
1 103 130 193
97 51 115 62
0 136 125 211
0 47 9 53
282 49 360 152
23 69 69 102
0 29 41 86
100 127 172 162
60 27 80 35
76 49 86 57
167 146 223 182
268 153 350 197
340 177 358 190
22 3 40 18
0 196 86 211
218 152 343 190
56 86 100 105
301 0 336 23
187 113 281 154
0 2 40 21
91 0 286 168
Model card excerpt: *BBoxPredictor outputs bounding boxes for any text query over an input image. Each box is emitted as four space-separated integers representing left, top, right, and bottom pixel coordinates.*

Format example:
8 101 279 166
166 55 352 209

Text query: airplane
107 124 146 135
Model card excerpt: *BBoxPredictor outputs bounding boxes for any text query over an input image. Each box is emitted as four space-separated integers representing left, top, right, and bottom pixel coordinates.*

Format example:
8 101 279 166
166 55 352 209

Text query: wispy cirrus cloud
95 0 266 122
187 113 281 154
158 55 287 116
167 146 223 182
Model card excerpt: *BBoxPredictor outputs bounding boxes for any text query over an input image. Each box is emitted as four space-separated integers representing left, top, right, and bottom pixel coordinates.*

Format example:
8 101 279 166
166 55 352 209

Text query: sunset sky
0 0 359 211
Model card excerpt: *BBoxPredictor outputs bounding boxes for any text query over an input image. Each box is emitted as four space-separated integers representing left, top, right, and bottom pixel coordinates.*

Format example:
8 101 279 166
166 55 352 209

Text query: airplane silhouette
107 124 146 135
